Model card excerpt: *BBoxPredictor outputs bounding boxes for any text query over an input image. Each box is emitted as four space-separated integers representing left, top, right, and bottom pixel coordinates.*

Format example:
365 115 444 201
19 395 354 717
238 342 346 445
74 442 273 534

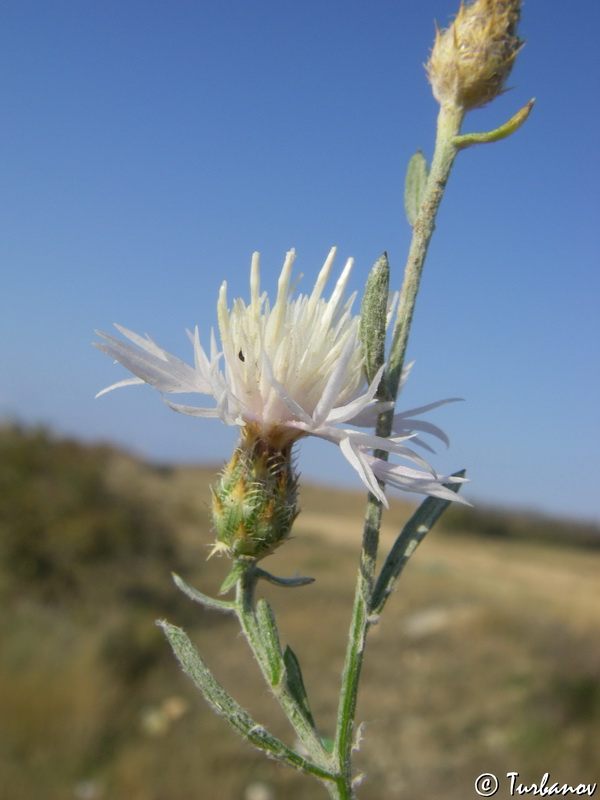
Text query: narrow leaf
256 598 284 686
172 572 235 613
254 567 315 588
219 559 248 595
404 149 429 226
370 470 466 615
284 645 317 729
453 99 535 150
158 621 334 782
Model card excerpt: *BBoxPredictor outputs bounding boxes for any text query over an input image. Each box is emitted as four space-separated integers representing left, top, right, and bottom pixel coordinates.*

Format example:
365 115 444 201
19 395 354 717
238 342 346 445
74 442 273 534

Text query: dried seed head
427 0 523 111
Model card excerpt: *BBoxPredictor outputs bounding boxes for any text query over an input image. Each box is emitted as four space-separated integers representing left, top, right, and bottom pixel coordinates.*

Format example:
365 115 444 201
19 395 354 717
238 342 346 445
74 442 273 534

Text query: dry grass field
1 425 599 800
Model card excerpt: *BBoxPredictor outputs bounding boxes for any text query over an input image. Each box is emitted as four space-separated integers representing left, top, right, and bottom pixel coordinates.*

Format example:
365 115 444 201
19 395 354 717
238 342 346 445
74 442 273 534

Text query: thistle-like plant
95 1 532 796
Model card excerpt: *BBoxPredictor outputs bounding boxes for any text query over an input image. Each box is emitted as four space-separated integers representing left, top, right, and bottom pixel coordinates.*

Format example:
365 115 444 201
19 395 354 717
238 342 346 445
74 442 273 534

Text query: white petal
306 247 337 319
163 397 223 418
393 397 463 421
187 326 213 379
113 324 169 359
348 400 394 428
261 351 314 426
95 376 144 398
312 332 357 426
395 419 450 447
94 333 208 394
369 457 471 504
320 257 354 330
325 364 386 426
267 249 296 343
339 436 388 507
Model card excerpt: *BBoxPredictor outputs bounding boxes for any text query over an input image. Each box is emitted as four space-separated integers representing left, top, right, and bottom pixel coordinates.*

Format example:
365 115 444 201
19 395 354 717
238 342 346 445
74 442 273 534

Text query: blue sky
1 1 598 522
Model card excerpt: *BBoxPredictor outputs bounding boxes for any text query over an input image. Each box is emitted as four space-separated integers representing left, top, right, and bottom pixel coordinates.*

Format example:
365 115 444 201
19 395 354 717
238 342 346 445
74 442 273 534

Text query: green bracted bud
211 427 299 562
359 253 390 397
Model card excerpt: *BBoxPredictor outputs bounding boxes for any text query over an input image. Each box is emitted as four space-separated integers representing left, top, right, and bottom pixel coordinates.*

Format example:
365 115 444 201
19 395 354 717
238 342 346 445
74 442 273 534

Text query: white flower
95 248 467 507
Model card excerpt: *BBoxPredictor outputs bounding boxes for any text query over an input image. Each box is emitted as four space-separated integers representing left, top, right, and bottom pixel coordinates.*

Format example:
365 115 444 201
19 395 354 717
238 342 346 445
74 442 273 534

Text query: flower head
95 248 466 511
427 0 523 111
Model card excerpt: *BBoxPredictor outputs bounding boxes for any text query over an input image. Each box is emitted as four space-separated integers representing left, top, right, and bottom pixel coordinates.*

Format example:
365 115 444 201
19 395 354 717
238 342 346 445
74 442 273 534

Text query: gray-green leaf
158 621 334 781
370 470 466 615
172 572 235 613
256 598 284 686
404 149 429 226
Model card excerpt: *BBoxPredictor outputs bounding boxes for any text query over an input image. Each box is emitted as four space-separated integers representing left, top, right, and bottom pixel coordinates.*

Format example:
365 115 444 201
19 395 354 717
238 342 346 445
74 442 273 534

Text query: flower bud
359 253 390 389
211 426 299 560
427 0 523 111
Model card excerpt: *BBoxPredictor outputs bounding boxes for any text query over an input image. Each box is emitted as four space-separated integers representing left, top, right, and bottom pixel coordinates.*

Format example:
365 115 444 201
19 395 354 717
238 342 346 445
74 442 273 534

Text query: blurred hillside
1 423 599 800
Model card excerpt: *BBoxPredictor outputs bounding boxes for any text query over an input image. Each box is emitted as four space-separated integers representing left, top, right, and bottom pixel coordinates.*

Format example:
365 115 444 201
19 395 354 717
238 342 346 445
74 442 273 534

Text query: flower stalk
331 104 466 797
332 1 533 790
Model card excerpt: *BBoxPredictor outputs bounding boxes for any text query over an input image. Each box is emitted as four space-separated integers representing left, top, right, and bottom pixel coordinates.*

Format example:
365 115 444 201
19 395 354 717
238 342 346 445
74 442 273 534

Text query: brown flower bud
427 0 523 111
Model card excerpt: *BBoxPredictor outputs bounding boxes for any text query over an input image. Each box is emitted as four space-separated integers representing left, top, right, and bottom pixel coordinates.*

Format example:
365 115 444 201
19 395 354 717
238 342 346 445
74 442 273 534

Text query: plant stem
332 103 465 797
387 103 465 396
235 566 333 773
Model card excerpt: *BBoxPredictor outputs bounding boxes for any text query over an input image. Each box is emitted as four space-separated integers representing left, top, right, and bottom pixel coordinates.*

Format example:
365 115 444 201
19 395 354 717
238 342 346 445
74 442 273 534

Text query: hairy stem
235 567 333 774
332 103 465 797
387 103 465 396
